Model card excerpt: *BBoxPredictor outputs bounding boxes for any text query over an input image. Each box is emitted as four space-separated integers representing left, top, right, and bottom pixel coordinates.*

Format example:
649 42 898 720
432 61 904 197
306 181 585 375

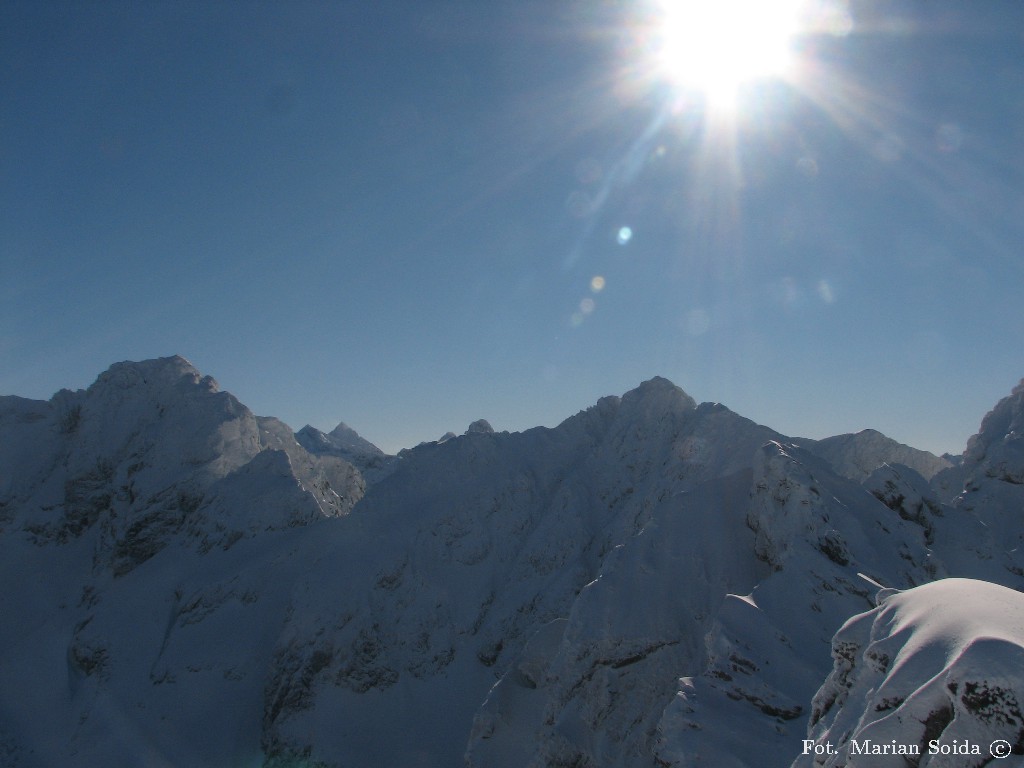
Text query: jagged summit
297 423 383 455
963 378 1024 477
294 421 392 483
64 356 228 441
924 378 1024 576
90 354 207 391
930 377 1024 504
327 421 385 456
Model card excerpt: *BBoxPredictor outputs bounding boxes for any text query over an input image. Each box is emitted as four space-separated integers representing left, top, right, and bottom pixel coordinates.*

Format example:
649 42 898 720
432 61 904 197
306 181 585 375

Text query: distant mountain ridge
800 428 953 481
1 357 1022 767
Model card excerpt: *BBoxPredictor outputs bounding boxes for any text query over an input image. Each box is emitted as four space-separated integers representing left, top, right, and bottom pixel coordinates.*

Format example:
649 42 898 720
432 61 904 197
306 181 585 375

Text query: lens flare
654 0 805 110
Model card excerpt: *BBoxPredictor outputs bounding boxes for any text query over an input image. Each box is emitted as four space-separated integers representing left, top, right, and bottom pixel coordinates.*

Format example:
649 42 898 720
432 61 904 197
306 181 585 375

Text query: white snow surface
795 578 1024 767
1 358 1023 767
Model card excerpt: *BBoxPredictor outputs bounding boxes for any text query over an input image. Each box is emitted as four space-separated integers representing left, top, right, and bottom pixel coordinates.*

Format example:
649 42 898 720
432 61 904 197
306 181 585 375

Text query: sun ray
791 57 1024 269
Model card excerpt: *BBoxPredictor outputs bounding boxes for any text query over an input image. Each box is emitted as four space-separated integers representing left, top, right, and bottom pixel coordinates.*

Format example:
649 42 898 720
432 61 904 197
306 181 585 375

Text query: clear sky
2 0 1022 455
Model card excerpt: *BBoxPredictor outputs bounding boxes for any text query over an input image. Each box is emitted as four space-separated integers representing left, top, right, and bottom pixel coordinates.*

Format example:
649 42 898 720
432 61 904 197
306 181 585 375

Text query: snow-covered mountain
1 358 1022 767
296 420 395 483
799 428 953 482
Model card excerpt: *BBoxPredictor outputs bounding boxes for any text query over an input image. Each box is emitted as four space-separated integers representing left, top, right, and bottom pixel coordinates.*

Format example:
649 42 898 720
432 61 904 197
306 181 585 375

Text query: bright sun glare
655 0 804 110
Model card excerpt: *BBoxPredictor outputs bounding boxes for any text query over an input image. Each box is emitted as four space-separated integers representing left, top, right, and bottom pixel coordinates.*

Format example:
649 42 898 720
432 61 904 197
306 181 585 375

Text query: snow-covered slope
1 359 1023 768
794 578 1024 766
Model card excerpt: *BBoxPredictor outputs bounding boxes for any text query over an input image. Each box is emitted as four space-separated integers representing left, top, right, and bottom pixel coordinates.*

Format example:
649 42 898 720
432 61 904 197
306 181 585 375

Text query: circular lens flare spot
590 275 606 292
796 155 819 177
617 226 633 245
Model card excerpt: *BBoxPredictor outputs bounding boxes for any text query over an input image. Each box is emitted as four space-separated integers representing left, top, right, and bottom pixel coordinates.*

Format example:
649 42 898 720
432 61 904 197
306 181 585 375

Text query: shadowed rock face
963 379 1024 484
930 380 1024 571
1 360 1023 768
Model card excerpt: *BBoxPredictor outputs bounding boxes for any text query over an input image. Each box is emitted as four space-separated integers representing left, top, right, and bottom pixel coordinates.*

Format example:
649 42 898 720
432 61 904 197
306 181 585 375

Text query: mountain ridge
1 356 1022 767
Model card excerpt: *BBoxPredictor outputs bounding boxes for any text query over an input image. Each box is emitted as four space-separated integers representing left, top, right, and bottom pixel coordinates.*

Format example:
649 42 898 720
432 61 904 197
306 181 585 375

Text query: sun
653 0 804 111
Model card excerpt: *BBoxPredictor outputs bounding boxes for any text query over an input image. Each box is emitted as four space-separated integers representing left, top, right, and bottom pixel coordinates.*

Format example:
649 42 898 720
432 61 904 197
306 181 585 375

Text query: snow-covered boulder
795 578 1024 767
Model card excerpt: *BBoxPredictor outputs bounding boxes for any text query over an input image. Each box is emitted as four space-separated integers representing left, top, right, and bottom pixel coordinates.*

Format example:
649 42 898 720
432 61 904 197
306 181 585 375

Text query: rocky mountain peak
326 421 385 456
91 355 206 392
962 378 1024 485
619 376 697 416
465 419 494 435
965 379 1024 456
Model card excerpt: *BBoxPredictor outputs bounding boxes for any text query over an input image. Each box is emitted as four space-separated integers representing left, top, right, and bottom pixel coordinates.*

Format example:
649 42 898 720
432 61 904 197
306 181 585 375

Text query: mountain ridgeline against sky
1 357 1023 767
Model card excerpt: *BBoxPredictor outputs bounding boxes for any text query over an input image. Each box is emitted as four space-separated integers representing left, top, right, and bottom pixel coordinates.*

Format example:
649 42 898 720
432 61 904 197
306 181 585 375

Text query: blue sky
2 1 1022 455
